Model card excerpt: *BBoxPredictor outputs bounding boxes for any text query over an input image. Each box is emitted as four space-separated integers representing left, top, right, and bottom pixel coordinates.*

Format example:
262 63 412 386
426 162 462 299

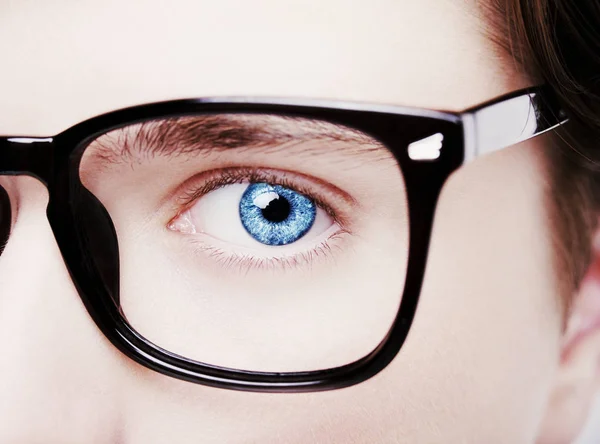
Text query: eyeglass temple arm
461 87 569 163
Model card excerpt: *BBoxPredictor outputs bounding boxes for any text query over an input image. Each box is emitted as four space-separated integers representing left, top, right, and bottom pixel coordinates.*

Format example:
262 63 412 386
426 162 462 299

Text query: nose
0 176 124 443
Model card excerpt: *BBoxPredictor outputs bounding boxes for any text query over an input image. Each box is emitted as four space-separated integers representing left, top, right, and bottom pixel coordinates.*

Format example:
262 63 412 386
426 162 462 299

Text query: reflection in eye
168 169 341 269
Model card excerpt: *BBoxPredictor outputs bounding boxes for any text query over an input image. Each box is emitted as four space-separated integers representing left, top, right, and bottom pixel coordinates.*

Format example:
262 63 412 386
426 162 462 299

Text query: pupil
260 195 291 223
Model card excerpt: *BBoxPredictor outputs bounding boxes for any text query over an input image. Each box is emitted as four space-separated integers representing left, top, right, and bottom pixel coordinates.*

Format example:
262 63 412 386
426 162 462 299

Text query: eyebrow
87 114 387 165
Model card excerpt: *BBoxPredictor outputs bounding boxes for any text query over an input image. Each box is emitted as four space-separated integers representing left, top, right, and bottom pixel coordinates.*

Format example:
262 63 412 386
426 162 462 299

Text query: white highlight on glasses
407 132 444 160
7 137 53 144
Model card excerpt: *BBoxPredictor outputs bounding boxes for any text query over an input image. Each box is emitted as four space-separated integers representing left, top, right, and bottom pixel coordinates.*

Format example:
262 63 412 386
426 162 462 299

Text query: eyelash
168 166 352 272
173 166 347 225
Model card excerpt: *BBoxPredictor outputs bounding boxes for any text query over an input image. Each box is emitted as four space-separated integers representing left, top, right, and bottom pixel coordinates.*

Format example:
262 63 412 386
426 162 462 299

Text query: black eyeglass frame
0 86 566 393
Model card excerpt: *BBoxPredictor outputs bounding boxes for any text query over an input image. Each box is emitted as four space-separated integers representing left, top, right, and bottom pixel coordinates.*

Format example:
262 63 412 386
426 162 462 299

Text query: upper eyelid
167 167 359 229
178 166 357 203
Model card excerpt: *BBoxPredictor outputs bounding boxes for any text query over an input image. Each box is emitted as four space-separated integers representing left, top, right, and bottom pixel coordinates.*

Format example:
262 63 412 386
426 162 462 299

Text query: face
0 0 570 443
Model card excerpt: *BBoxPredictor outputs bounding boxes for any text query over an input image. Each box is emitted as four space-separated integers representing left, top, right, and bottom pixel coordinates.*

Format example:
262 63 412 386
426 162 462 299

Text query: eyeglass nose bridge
0 137 54 184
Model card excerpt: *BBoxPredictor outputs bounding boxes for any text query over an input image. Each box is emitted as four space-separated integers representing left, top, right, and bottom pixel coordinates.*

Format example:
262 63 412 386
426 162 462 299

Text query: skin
1 0 599 443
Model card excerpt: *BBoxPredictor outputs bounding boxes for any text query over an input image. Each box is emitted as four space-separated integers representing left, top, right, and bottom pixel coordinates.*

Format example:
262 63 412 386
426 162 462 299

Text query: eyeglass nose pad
68 185 121 306
0 185 10 255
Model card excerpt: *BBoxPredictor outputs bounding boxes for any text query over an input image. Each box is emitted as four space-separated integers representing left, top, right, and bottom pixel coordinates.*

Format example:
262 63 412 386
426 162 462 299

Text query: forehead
0 0 526 135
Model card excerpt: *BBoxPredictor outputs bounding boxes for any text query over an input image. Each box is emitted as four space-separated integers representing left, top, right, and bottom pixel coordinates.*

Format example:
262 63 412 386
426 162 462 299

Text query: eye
168 181 337 251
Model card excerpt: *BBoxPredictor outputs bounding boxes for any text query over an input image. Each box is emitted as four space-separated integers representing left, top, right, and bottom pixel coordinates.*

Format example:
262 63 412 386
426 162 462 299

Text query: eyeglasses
0 86 566 392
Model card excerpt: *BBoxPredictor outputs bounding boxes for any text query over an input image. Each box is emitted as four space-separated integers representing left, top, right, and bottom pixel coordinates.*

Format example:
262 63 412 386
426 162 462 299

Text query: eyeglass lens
78 113 410 372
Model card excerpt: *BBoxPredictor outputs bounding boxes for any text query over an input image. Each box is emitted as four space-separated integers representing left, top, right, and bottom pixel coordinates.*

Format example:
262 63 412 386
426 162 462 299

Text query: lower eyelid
199 222 343 253
183 227 350 273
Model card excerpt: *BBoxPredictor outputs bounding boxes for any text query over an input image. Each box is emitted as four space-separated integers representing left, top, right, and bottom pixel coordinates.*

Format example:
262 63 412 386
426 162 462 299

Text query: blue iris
239 183 316 246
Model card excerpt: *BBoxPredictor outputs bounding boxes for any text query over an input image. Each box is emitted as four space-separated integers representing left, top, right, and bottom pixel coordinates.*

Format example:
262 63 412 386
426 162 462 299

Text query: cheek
366 138 562 443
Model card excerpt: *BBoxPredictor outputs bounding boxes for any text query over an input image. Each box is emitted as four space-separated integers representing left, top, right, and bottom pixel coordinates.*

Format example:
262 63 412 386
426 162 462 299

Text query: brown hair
488 0 600 304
